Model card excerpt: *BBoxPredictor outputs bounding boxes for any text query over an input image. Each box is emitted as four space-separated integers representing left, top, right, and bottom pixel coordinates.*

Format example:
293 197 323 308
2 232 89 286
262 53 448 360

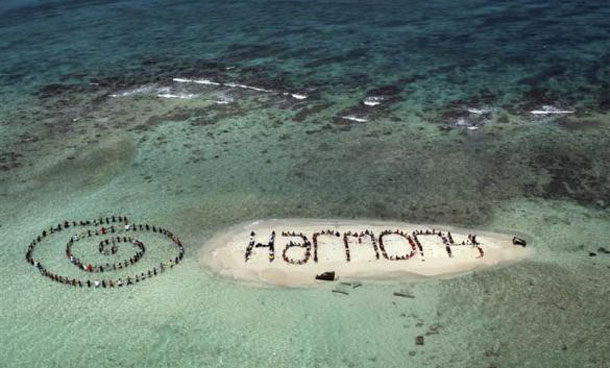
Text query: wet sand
200 218 533 286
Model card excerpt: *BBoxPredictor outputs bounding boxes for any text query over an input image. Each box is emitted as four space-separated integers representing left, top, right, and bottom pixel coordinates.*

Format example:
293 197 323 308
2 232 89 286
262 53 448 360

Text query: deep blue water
1 0 610 212
2 0 609 111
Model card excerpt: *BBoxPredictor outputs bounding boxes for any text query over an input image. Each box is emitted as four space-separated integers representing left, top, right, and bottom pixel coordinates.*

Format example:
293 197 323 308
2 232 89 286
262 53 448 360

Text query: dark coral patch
0 151 23 172
366 85 401 97
530 153 610 207
518 65 567 87
293 103 330 122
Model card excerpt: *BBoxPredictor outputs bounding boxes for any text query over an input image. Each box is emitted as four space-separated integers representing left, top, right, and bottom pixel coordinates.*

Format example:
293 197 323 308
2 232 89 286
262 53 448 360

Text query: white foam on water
215 95 234 104
455 117 470 126
241 84 272 92
157 93 199 99
342 115 368 123
291 93 308 100
232 83 273 93
467 107 492 115
172 78 193 83
173 77 221 86
193 79 221 86
363 96 384 106
173 77 272 93
531 105 575 115
109 86 155 98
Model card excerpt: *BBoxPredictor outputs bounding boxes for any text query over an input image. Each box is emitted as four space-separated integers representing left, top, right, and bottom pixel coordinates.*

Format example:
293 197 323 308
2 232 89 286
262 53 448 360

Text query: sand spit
200 219 533 287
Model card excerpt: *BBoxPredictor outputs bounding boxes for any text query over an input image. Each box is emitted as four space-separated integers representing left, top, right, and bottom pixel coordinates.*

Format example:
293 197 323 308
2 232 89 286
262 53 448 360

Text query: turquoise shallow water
1 1 610 367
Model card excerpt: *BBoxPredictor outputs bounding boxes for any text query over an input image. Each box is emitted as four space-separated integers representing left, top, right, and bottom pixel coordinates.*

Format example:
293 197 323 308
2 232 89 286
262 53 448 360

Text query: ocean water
1 0 609 367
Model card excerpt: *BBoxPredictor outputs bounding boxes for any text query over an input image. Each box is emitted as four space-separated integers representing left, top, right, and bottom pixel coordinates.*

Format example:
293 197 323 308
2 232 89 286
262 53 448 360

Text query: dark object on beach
316 271 335 281
393 292 415 298
598 247 610 254
415 336 424 346
588 252 597 257
512 237 527 247
332 290 348 295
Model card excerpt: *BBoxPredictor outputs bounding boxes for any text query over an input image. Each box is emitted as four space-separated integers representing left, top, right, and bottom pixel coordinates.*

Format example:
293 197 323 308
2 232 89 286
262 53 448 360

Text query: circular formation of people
25 215 185 288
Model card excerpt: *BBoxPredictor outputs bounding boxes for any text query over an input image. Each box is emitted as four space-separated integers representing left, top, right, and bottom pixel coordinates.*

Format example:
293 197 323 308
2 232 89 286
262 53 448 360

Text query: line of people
25 216 185 288
245 231 276 262
282 240 312 265
280 232 314 264
99 238 119 255
241 228 486 264
378 229 417 260
412 229 484 258
66 234 146 273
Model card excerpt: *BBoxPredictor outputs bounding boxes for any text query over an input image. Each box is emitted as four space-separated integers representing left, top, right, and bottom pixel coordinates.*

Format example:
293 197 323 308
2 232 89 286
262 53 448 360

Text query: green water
2 91 609 366
2 0 610 366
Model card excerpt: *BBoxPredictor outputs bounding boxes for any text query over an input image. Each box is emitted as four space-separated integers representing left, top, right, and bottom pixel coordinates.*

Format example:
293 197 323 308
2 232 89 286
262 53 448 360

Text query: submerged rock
393 292 415 298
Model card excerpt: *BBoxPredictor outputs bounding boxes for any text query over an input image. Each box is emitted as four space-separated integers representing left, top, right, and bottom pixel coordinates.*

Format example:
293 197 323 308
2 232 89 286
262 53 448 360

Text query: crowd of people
378 229 418 260
245 231 276 262
99 236 120 255
25 216 185 288
312 230 348 262
466 234 484 257
411 229 484 258
412 229 448 259
243 228 486 264
343 230 380 260
280 232 312 264
66 234 146 273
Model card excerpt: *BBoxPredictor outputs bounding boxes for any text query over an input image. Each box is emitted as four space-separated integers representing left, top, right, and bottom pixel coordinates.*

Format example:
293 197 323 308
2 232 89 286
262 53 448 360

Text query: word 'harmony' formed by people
244 228 492 264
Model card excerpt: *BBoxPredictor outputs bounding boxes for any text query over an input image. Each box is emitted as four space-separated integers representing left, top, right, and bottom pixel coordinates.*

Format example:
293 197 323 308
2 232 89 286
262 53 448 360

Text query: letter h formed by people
245 231 275 262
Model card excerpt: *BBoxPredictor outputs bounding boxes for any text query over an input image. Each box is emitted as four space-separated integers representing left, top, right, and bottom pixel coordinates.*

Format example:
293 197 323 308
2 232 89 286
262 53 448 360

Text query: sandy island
200 219 533 287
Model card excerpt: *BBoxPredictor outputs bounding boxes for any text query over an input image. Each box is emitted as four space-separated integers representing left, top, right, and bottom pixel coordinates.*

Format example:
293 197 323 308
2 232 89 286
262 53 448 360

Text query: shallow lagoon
1 1 610 367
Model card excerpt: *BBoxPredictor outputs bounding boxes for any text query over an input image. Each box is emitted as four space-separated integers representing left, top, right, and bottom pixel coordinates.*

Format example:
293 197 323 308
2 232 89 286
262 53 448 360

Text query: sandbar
200 218 533 287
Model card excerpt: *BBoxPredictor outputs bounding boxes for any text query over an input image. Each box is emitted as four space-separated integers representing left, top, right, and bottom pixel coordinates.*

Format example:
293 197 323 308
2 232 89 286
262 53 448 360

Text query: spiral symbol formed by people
25 216 185 288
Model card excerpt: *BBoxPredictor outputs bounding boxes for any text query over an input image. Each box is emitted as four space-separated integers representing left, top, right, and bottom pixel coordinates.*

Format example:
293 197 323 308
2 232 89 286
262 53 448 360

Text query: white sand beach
200 218 533 286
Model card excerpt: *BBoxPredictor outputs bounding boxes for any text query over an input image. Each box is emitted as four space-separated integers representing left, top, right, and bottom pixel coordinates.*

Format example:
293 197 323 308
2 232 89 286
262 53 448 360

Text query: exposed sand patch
200 218 533 287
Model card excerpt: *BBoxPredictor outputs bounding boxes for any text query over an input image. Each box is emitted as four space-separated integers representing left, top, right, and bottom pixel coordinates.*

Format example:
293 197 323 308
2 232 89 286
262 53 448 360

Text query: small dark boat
512 237 527 247
315 271 335 281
